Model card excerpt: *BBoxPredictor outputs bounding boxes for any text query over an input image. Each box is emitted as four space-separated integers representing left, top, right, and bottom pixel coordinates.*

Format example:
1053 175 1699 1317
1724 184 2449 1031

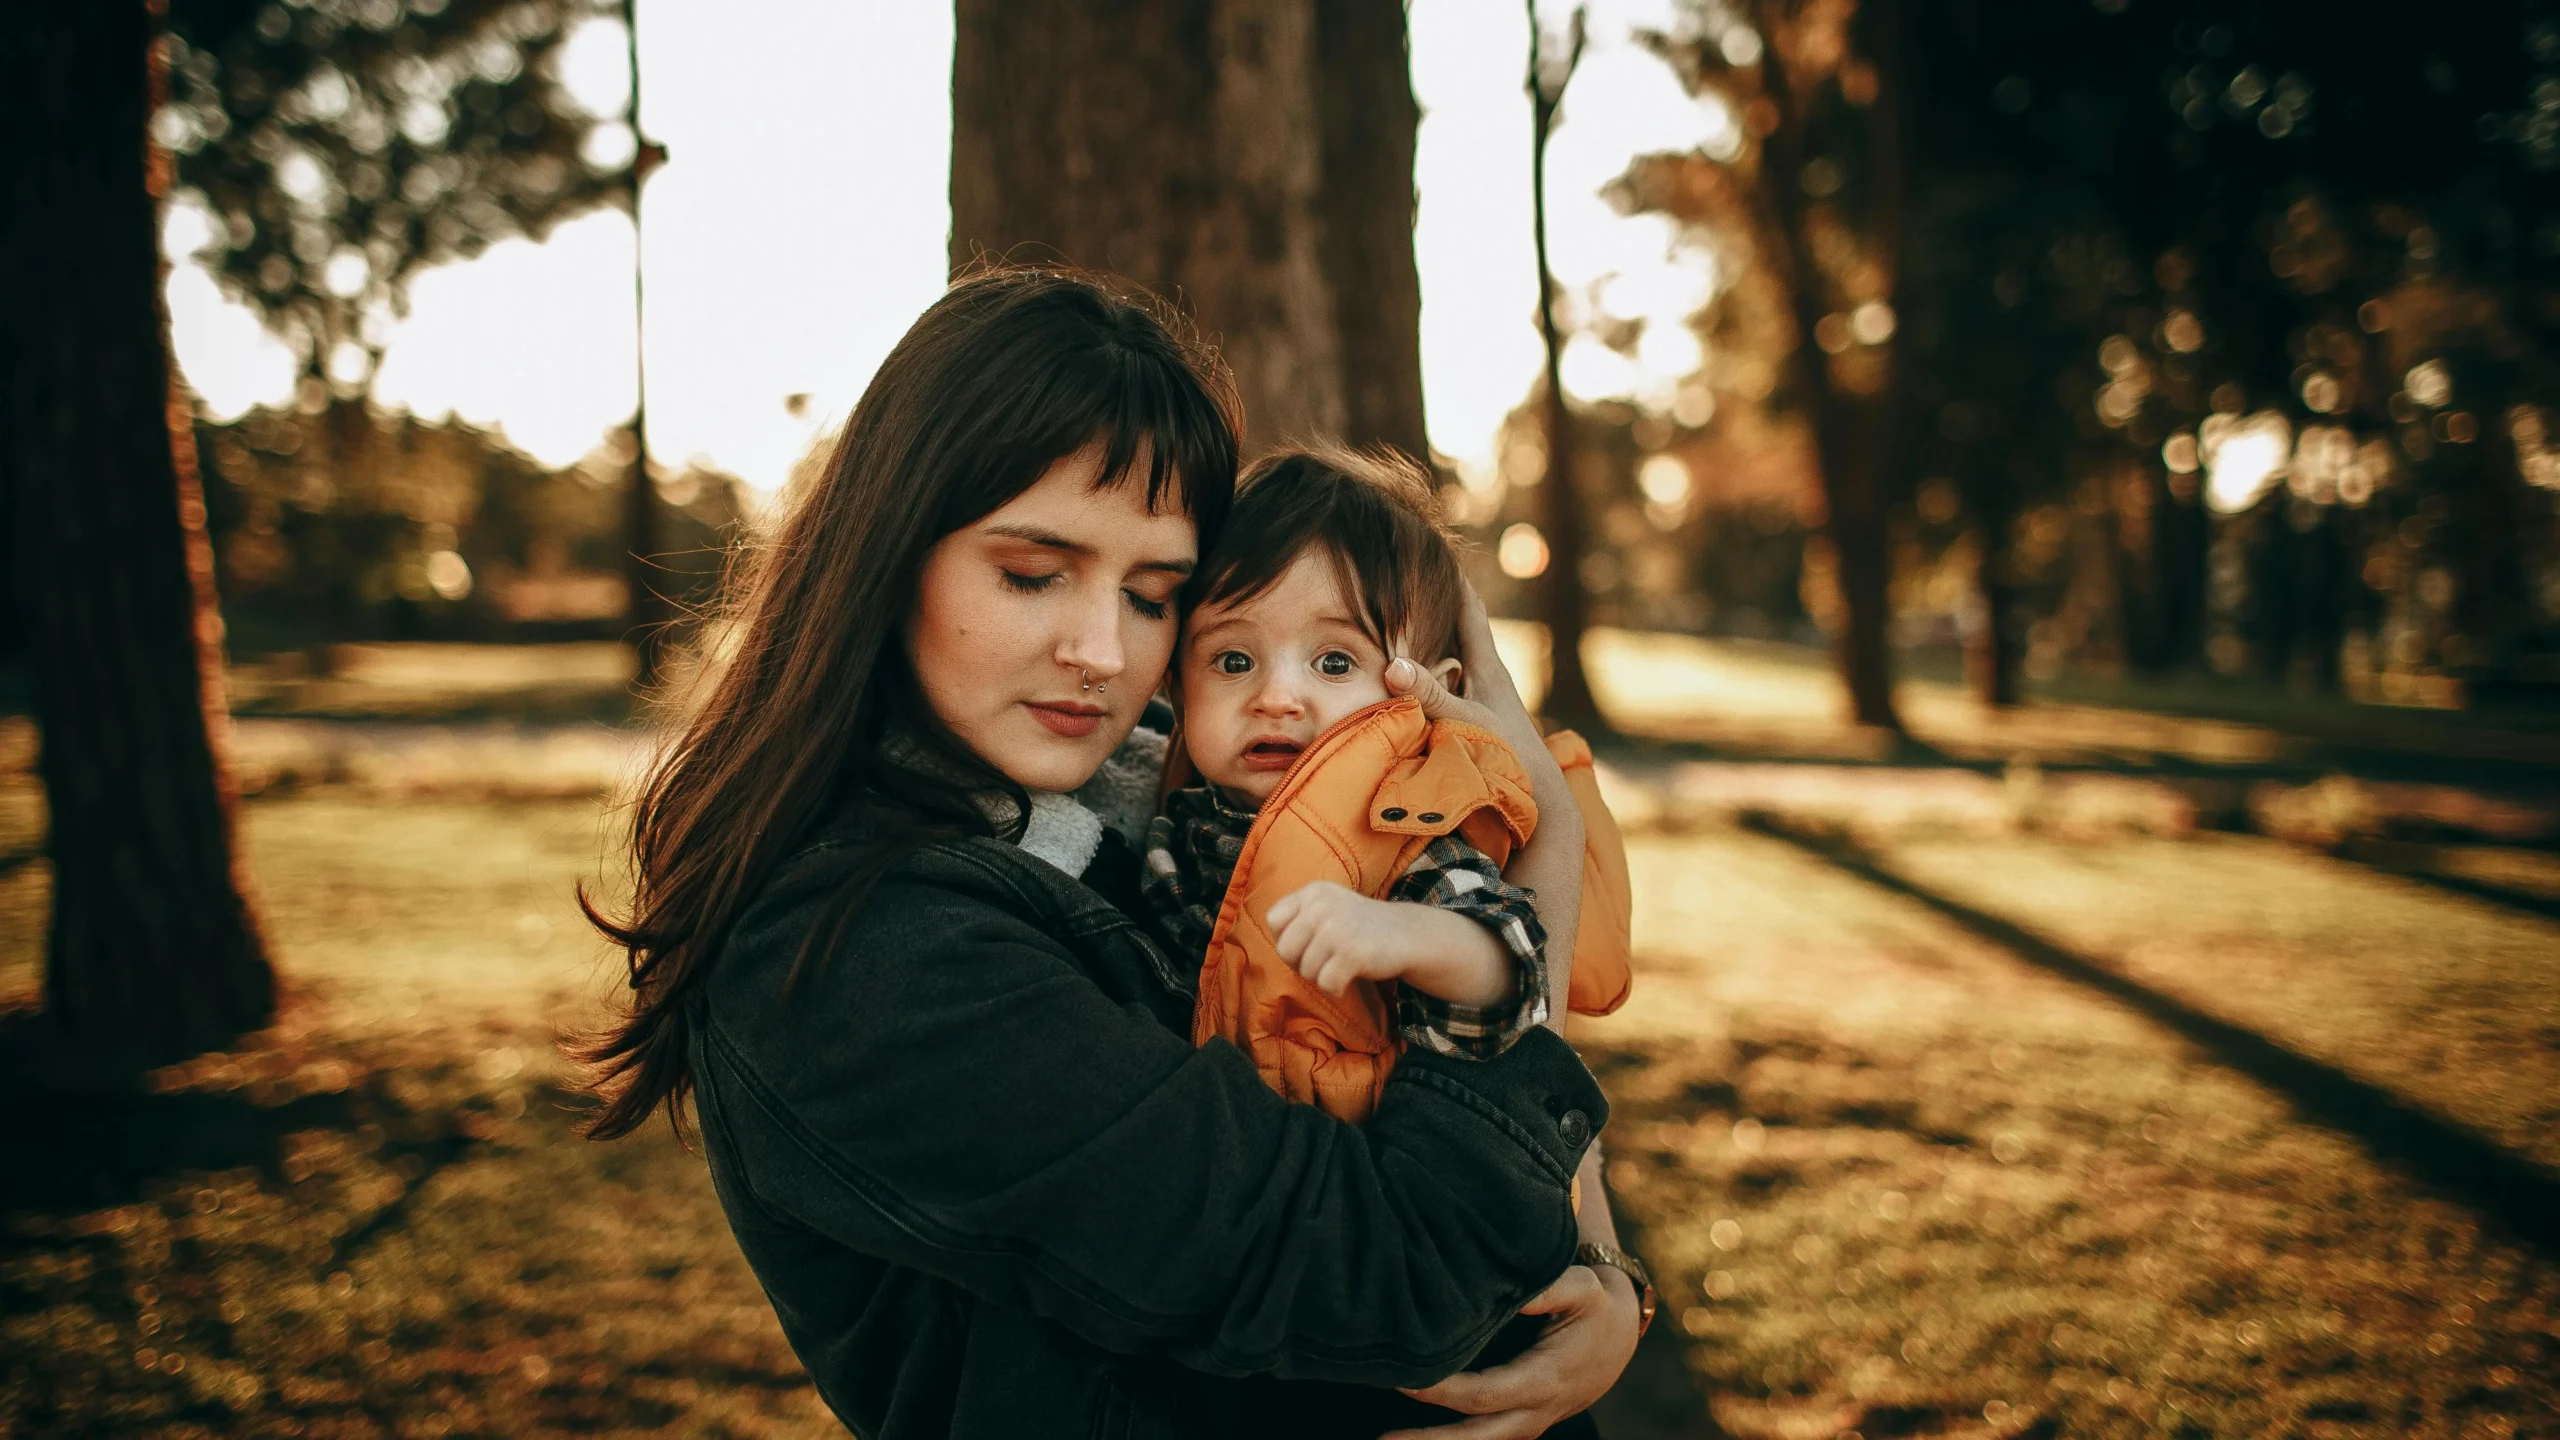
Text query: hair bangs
1087 341 1239 546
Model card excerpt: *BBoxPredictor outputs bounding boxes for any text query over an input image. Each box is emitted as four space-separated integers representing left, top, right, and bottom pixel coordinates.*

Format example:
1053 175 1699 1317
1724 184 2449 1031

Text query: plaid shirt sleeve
1385 832 1551 1061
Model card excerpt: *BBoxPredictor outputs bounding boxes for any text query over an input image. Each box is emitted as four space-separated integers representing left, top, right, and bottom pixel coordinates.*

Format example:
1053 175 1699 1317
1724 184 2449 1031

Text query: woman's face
907 443 1198 793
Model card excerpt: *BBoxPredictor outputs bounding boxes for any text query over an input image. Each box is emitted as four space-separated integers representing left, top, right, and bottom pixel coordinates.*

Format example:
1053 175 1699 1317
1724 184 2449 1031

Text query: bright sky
165 0 1734 490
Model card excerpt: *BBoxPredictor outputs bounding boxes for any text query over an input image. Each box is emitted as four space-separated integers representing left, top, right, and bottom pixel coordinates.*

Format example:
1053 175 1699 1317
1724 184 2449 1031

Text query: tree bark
1 0 274 1064
949 0 1428 462
1751 0 1904 731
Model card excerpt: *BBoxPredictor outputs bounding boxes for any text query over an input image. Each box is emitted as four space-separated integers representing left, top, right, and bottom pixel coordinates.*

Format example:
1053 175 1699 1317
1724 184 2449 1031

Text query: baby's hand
1266 881 1513 1008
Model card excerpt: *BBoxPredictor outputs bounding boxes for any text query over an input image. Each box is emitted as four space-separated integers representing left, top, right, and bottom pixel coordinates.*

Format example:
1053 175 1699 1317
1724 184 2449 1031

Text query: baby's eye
1214 650 1254 675
1314 651 1355 677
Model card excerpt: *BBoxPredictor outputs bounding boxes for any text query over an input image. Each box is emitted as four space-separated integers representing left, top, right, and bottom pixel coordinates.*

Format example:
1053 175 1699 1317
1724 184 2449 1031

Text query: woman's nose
1055 587 1126 683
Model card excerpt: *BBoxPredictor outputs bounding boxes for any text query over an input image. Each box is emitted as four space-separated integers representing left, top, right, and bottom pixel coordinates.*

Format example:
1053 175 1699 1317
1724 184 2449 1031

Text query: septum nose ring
1081 669 1107 695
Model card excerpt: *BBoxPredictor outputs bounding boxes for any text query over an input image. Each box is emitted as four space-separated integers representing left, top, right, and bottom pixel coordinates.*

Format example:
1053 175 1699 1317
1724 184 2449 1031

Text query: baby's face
1178 549 1457 806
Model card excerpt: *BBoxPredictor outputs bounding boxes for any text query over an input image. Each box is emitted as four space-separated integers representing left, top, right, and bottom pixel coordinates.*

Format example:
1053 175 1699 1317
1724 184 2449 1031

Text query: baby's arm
1267 883 1514 1005
1265 832 1551 1058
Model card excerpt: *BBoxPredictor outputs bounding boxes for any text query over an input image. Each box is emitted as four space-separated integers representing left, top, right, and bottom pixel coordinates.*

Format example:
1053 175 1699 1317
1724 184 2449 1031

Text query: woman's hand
1381 1265 1642 1439
1383 583 1560 795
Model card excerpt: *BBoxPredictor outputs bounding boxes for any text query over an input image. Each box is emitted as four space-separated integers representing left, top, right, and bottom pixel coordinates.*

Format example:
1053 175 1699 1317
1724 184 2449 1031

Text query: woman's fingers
1397 1357 1550 1416
1392 1265 1635 1436
1378 1410 1547 1440
1385 656 1497 730
1518 1264 1606 1316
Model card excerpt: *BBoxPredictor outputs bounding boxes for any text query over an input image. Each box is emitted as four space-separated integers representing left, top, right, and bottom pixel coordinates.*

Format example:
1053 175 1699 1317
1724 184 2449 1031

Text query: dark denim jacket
691 810 1608 1439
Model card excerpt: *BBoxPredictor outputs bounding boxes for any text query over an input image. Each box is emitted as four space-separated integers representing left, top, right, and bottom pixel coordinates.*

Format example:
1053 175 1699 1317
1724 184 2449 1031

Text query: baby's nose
1249 677 1304 714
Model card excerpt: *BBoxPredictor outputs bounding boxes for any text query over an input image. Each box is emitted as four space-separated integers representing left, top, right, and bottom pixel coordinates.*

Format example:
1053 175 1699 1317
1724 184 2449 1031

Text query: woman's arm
1384 587 1646 1433
697 852 1606 1389
1384 1146 1641 1438
1384 586 1583 1021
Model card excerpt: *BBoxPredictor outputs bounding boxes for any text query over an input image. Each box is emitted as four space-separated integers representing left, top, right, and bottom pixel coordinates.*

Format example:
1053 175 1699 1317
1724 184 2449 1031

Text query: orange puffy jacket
1188 697 1634 1123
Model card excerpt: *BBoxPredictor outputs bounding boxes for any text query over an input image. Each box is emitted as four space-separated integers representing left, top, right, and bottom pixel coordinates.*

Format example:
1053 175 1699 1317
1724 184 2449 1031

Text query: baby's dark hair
1188 444 1465 665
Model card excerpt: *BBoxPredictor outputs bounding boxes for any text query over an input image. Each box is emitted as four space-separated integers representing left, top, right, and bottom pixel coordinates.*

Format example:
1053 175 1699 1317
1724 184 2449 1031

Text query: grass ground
1 789 839 1439
3 639 2555 1438
1578 818 2559 1439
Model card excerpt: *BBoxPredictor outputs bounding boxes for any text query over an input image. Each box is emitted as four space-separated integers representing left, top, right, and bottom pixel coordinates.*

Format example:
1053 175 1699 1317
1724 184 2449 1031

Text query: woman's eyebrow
982 523 1192 575
981 523 1087 554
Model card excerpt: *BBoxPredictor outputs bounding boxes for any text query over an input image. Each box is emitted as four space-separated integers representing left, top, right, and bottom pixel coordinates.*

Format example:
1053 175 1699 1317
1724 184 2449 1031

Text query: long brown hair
577 267 1240 1140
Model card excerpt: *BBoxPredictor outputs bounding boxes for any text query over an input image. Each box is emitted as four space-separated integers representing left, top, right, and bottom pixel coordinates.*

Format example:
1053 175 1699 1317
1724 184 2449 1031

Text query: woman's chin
988 716 1131 793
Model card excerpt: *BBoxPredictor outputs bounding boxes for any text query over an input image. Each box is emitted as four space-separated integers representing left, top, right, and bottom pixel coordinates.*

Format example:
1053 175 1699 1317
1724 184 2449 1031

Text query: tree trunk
621 0 670 687
949 0 1428 462
1966 480 2023 707
0 0 275 1065
1527 7 1602 731
1750 0 1903 731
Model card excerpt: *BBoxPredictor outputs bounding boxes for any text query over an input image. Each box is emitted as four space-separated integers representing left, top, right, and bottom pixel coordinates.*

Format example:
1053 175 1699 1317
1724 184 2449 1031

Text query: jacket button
1557 1109 1591 1149
1380 807 1408 821
1417 811 1445 824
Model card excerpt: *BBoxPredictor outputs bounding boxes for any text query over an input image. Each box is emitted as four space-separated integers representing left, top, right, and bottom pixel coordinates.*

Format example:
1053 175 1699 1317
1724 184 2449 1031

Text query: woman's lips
1025 701 1105 738
1239 739 1304 772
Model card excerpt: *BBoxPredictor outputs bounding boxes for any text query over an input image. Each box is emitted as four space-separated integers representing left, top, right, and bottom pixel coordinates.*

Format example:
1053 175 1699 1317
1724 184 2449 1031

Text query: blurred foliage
160 0 629 390
1461 0 2560 711
196 402 746 652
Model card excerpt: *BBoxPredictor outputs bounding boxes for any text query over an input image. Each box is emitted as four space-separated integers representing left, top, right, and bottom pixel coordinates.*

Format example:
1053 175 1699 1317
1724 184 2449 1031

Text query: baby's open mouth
1240 738 1304 771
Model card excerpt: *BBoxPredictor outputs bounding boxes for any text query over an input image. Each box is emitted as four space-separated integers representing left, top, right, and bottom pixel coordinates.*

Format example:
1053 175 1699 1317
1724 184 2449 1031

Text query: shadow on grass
1741 812 2560 1261
2333 838 2560 923
0 1011 501 1263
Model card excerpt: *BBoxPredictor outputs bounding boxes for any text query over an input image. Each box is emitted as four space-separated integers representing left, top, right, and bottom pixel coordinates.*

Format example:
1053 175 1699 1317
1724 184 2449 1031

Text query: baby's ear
1431 656 1467 697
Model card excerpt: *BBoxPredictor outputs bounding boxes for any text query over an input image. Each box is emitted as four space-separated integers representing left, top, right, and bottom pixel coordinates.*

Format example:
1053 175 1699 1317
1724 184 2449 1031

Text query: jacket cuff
1386 1027 1607 1182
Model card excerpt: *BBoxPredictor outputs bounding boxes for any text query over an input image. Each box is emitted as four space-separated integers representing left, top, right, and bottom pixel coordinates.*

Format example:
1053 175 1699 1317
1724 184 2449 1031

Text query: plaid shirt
1142 785 1550 1060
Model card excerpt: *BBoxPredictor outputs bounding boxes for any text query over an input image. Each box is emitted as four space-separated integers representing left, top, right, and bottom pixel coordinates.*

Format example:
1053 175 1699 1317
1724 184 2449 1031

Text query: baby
1141 446 1553 1112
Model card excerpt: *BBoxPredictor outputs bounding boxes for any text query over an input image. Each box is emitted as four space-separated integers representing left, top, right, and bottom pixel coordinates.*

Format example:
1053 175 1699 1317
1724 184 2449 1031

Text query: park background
5 0 2558 1436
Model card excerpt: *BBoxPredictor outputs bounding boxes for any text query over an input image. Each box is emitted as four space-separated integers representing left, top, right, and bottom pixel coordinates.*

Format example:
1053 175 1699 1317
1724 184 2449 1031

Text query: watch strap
1575 1241 1657 1337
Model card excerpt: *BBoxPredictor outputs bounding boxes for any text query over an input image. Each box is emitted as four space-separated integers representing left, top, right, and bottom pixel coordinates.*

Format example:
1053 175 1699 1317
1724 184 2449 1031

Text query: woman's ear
1432 656 1467 697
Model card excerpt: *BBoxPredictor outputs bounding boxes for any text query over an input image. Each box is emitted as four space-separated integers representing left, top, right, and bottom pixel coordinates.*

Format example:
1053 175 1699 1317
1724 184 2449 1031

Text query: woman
582 267 1642 1438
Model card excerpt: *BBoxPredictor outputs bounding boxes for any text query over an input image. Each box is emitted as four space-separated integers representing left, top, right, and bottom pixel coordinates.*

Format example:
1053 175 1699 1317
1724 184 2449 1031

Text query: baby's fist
1266 881 1398 997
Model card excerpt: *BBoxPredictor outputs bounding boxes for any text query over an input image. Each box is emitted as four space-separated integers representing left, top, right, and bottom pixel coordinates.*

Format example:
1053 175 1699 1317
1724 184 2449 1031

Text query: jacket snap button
1557 1109 1591 1149
1417 811 1444 824
1380 807 1408 821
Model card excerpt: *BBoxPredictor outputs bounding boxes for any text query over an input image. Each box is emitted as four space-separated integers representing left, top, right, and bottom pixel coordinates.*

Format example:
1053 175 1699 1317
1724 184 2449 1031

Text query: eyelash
1000 570 1171 621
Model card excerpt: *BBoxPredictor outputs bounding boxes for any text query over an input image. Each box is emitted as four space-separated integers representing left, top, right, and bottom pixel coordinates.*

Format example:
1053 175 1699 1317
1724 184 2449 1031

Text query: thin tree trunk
1967 477 2023 707
1751 0 1903 731
621 0 669 686
1527 4 1602 730
1 0 274 1065
949 0 1428 461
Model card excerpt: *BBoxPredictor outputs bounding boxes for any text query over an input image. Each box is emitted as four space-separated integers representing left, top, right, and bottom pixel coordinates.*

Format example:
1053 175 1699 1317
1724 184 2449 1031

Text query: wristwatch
1575 1241 1657 1337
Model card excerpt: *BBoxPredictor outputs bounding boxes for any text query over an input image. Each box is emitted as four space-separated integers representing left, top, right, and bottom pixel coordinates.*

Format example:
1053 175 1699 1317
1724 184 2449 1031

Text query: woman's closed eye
998 568 1170 620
